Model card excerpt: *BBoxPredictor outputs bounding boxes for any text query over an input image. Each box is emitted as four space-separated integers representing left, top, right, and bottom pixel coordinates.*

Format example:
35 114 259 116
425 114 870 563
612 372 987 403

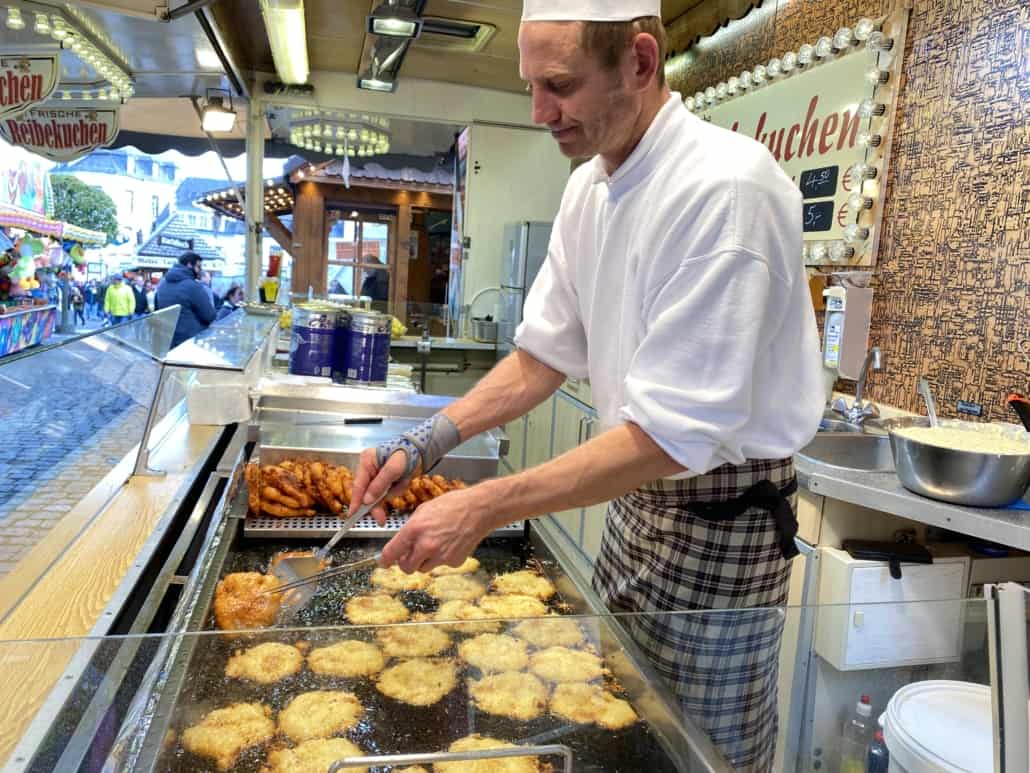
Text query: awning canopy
0 206 107 245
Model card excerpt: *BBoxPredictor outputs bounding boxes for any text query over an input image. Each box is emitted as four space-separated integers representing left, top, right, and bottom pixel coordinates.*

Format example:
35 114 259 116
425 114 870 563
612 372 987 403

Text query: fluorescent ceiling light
260 0 309 84
367 1 422 39
358 77 396 93
201 96 236 132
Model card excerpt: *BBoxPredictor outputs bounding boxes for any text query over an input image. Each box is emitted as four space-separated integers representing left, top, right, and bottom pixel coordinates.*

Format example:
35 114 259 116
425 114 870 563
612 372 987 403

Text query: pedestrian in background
71 283 86 327
155 252 217 348
95 281 108 323
83 281 96 320
104 275 136 324
131 277 148 319
215 284 245 321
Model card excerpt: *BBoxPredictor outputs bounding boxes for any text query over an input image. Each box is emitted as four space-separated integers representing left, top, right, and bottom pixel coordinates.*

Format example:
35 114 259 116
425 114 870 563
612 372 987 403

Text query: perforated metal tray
243 511 525 538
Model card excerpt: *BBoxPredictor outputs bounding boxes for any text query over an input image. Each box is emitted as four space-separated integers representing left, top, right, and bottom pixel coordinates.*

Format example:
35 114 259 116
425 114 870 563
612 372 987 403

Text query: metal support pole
132 365 170 478
986 582 1030 773
783 536 821 772
245 96 265 302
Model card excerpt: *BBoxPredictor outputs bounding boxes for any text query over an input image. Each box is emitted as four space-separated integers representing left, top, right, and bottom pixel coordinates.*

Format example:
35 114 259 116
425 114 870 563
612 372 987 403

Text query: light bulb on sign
829 241 854 263
727 76 739 94
704 86 716 104
848 192 873 210
50 16 68 39
842 224 870 243
694 91 704 106
781 51 798 72
753 64 767 84
814 36 834 59
33 13 50 35
767 58 782 78
865 68 889 85
856 130 882 148
848 162 877 183
854 18 876 41
833 27 853 50
857 98 886 118
739 70 753 90
797 44 815 66
715 82 727 100
5 7 24 30
866 31 894 51
685 96 696 111
810 242 829 262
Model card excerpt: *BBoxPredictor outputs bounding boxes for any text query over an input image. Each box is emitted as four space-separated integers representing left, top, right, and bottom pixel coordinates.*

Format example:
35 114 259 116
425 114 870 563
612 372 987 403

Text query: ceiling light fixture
259 0 309 84
367 0 422 39
201 89 237 133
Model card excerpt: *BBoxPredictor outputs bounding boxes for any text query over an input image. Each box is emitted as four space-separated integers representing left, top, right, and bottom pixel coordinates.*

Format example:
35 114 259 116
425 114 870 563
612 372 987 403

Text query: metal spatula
268 491 387 608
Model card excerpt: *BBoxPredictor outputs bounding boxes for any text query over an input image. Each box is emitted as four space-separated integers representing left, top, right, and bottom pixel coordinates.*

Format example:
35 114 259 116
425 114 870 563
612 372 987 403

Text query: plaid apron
592 457 797 773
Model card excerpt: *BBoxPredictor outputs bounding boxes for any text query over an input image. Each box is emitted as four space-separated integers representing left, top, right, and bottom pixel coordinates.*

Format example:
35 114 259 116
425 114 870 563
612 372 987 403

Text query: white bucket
883 681 994 773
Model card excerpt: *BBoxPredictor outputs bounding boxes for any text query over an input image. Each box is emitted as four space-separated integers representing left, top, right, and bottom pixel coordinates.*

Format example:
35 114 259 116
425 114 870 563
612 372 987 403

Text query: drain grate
244 512 524 539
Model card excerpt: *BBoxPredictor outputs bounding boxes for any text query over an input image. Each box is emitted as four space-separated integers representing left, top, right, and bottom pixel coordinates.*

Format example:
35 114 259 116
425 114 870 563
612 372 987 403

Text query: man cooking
349 1 824 769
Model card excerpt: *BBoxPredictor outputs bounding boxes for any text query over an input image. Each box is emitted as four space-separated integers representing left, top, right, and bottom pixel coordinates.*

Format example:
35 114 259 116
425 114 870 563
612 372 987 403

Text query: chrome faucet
832 346 882 424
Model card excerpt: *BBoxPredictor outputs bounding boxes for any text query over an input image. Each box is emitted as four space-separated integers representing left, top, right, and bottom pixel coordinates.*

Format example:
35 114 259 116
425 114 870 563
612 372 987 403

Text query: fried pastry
458 634 528 673
377 624 452 658
262 737 368 773
278 690 363 742
478 594 548 619
528 646 605 683
371 564 432 592
511 616 585 649
490 570 555 601
376 658 457 706
469 672 548 721
224 642 304 684
345 593 410 625
426 574 486 602
181 702 275 770
213 572 281 631
307 639 386 678
434 735 538 773
550 683 638 729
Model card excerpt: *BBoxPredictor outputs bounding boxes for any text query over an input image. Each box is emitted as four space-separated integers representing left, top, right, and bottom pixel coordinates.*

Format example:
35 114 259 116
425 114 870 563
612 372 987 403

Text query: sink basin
819 417 863 433
797 433 896 472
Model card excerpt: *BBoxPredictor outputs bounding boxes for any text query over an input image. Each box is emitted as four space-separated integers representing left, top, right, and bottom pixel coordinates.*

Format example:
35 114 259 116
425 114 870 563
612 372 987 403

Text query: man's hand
379 485 497 573
349 448 418 525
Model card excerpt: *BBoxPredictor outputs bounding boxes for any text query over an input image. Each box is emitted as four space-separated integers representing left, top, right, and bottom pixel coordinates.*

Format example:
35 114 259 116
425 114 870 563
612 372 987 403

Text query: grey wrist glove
375 413 461 479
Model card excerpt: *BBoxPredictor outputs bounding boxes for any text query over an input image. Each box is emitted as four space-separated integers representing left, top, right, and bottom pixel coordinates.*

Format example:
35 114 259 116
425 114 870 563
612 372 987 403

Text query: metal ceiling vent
416 16 497 52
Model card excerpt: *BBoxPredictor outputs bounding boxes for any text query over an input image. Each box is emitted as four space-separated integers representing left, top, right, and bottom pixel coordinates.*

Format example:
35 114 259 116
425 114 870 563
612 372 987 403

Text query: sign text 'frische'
0 105 120 162
0 54 59 119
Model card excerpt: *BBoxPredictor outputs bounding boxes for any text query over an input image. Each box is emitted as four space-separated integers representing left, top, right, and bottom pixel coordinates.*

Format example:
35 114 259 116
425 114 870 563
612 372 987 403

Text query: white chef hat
521 0 661 23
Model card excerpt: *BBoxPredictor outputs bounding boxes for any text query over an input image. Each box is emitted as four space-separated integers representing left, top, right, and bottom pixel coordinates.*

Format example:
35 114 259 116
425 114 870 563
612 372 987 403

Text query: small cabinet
549 392 585 544
502 415 527 474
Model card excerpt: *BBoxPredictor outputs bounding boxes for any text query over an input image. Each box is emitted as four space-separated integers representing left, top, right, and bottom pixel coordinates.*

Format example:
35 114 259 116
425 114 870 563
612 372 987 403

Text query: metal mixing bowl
882 417 1030 506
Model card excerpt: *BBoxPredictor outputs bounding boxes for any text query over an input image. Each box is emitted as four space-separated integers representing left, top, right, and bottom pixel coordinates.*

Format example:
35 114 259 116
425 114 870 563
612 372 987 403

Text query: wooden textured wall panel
667 0 1030 421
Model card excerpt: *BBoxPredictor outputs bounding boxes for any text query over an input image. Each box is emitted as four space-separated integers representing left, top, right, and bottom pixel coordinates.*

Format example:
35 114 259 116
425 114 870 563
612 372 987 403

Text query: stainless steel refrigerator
498 221 552 356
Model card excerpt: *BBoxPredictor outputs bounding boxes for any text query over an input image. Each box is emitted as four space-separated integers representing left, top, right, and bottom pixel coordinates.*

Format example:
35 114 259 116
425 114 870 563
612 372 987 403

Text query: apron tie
685 478 800 560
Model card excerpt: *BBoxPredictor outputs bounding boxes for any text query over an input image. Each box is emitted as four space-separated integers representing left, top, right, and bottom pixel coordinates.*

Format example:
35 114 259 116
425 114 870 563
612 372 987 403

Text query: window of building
151 195 159 219
327 214 393 306
127 191 134 214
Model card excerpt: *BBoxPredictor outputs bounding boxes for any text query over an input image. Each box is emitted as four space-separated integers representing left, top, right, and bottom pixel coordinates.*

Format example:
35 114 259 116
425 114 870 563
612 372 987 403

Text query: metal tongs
266 489 388 598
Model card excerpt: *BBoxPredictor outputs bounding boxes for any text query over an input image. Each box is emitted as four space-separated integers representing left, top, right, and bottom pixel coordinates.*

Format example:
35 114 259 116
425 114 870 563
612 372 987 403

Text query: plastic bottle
839 695 873 773
867 728 889 773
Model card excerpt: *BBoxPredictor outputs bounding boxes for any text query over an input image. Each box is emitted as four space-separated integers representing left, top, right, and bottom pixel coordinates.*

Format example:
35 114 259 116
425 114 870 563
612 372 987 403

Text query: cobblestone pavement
0 329 160 578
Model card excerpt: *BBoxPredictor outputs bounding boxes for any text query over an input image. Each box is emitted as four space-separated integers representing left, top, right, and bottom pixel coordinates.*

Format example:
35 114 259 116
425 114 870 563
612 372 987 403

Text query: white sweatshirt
515 93 824 475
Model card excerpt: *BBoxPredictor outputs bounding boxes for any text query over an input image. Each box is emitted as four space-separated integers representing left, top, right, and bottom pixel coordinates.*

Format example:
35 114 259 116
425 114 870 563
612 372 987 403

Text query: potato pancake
262 737 368 773
181 702 274 770
434 600 502 635
426 574 487 602
528 646 605 683
478 594 548 619
376 658 458 706
224 642 303 684
371 565 432 592
434 734 539 773
458 634 528 673
511 617 585 649
213 572 281 631
307 639 386 678
490 570 555 601
278 690 363 742
377 624 452 658
550 683 638 730
468 672 548 721
430 557 481 576
345 593 410 625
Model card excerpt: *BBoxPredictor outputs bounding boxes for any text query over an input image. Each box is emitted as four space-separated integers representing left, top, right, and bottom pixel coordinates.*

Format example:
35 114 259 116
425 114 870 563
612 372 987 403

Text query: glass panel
0 599 993 773
0 317 168 579
163 312 278 371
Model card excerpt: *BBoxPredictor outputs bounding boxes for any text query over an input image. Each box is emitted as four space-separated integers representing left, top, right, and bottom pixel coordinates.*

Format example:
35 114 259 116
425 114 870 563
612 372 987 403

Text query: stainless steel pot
471 317 498 343
882 416 1030 506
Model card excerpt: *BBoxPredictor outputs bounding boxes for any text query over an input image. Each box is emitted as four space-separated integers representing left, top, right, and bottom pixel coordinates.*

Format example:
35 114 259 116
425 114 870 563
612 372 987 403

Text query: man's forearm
441 349 566 441
476 422 686 527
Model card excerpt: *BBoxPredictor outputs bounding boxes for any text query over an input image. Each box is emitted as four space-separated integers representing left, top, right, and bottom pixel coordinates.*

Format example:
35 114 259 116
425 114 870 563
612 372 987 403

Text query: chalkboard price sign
802 201 834 232
799 166 839 200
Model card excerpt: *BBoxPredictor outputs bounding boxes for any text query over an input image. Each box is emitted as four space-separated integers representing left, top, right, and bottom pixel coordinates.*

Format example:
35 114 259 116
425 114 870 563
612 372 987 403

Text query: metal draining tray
244 511 525 538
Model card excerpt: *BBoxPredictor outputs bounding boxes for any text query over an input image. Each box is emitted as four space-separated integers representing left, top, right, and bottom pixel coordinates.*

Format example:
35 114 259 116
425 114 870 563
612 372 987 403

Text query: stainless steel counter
391 335 497 351
795 455 1030 550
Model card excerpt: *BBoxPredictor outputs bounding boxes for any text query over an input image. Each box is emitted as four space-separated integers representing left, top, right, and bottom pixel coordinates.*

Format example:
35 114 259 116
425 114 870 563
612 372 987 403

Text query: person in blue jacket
155 251 216 348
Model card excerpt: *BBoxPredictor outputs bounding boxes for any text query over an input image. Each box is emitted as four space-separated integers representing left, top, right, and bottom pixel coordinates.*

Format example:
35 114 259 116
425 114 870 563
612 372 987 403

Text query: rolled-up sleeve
514 227 589 380
619 248 775 474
